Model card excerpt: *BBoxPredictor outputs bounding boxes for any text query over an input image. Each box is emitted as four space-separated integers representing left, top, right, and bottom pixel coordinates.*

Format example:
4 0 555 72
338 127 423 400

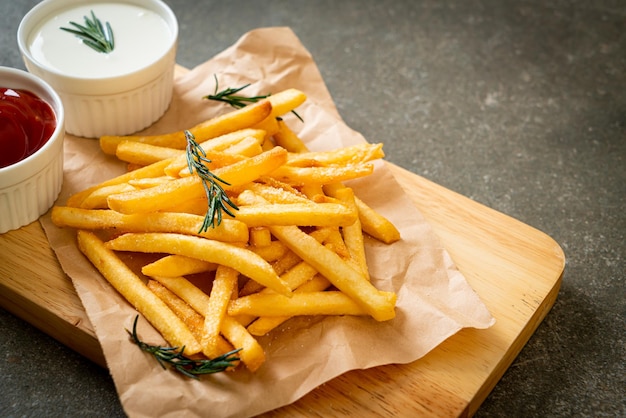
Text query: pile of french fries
52 87 401 372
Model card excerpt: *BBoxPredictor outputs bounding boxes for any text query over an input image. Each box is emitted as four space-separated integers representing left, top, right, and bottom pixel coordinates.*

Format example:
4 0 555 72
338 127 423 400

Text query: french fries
53 86 402 373
77 231 202 354
105 232 292 297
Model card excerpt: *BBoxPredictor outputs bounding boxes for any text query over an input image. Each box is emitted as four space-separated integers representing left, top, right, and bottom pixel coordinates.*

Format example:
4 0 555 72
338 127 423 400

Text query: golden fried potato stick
264 88 307 120
228 291 368 317
247 274 332 336
99 100 272 155
202 266 239 359
249 227 272 247
51 207 249 243
151 275 265 371
80 183 137 209
286 143 384 167
273 119 309 153
76 230 202 353
147 280 235 358
328 186 369 279
252 115 280 139
66 158 174 208
128 176 172 189
268 163 374 186
106 146 288 214
323 182 400 245
249 241 288 262
142 255 217 278
228 201 358 227
353 195 401 244
322 227 351 259
240 180 312 204
105 232 292 297
116 141 183 166
221 136 265 158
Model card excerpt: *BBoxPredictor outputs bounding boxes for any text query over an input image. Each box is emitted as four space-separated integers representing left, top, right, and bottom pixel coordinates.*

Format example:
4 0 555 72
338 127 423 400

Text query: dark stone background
1 1 624 416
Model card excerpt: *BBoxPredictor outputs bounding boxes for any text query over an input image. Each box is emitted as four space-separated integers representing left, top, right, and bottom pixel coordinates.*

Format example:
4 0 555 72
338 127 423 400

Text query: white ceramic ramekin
17 0 178 138
0 66 65 234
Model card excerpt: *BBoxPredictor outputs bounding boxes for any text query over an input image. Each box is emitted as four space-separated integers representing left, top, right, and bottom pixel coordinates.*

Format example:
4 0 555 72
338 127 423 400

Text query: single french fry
329 186 369 279
322 227 351 259
116 141 183 166
300 183 325 201
105 232 291 296
76 230 201 353
268 163 374 186
107 175 203 214
353 196 401 244
222 136 264 158
273 119 309 153
250 241 287 262
66 158 174 207
273 260 318 291
241 180 311 204
270 224 396 321
211 146 288 188
152 275 265 371
128 176 172 189
80 183 137 209
142 255 217 277
268 89 307 118
286 143 384 167
252 114 280 138
228 291 367 317
220 315 265 372
249 227 272 247
99 100 272 154
202 266 239 358
229 200 357 228
51 207 249 243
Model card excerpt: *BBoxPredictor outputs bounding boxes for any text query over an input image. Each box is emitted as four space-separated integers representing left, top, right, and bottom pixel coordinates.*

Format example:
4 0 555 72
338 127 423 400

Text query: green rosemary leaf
60 10 115 54
127 315 241 378
185 130 238 231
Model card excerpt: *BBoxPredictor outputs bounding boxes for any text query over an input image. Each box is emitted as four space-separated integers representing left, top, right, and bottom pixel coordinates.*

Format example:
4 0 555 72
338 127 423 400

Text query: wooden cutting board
0 158 564 417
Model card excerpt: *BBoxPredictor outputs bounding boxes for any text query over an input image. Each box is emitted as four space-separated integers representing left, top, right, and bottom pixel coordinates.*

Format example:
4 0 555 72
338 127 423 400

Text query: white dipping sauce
28 3 172 79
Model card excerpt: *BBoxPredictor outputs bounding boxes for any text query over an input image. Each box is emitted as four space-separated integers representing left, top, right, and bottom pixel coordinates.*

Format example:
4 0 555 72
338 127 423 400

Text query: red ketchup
0 87 56 168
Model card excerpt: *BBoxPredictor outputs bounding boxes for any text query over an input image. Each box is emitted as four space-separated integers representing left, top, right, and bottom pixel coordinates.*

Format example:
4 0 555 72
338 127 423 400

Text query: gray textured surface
1 1 624 417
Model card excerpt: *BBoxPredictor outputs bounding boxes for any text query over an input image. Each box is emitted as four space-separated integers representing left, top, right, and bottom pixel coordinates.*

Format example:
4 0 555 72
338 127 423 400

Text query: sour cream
27 2 173 79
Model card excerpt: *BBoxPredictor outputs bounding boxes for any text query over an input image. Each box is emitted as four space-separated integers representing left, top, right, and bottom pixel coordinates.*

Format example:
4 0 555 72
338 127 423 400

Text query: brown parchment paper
40 27 495 418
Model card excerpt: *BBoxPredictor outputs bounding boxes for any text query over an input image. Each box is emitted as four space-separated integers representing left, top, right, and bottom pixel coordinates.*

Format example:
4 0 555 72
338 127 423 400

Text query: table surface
1 1 624 417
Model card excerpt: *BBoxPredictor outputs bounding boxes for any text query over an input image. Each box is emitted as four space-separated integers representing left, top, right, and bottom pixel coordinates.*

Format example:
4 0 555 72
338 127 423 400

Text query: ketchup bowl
17 0 178 138
0 66 65 233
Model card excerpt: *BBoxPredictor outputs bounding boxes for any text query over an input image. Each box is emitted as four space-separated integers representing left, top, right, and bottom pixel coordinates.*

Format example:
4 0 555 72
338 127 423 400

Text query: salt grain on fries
52 86 401 373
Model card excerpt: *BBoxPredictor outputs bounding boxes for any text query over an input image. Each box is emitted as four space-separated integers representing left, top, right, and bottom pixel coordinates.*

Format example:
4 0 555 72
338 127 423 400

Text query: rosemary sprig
204 75 303 122
185 130 238 231
127 316 241 378
60 10 115 54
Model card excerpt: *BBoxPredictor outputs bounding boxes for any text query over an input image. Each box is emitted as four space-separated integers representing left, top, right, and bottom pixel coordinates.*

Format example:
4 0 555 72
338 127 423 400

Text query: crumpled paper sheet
40 27 495 418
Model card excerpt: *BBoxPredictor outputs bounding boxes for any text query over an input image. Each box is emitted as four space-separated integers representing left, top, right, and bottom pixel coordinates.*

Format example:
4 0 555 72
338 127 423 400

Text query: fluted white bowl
17 0 178 138
0 66 65 234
